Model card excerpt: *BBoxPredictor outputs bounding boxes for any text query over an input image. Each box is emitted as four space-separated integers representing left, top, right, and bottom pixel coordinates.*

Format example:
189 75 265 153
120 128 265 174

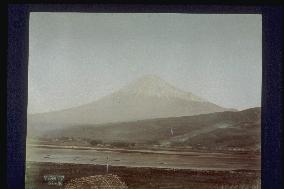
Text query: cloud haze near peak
28 13 262 114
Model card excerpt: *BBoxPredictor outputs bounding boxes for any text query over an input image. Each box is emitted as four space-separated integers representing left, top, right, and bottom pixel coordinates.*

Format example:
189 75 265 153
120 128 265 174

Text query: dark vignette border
6 4 283 189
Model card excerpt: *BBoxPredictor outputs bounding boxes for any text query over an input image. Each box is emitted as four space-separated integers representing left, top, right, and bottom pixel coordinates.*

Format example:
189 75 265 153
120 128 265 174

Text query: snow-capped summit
117 75 206 102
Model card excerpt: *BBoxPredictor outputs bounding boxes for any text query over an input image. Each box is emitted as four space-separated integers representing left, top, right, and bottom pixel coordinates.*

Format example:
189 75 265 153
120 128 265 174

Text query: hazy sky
28 13 262 114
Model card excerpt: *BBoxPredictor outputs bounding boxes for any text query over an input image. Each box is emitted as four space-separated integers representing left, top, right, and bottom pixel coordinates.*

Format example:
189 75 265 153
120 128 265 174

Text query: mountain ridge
31 107 260 152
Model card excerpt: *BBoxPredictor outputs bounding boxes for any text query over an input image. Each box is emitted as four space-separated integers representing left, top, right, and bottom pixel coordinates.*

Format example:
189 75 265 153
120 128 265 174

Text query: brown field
25 162 260 189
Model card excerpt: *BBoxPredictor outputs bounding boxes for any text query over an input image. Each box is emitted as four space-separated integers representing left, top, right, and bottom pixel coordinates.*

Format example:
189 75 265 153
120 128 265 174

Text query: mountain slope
28 75 234 131
38 107 260 151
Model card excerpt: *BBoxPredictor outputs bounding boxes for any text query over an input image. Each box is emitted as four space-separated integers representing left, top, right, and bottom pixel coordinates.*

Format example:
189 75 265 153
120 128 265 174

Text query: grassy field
25 162 260 189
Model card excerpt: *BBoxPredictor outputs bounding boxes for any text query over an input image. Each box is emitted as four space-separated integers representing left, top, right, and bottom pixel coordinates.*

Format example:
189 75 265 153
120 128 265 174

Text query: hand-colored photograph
26 13 262 189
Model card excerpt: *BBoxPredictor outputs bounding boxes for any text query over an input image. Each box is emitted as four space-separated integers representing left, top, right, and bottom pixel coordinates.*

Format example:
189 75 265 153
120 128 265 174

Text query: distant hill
37 107 260 151
28 75 234 131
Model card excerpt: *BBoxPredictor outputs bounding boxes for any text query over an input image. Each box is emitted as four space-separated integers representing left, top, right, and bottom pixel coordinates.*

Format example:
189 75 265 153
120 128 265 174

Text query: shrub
90 140 103 146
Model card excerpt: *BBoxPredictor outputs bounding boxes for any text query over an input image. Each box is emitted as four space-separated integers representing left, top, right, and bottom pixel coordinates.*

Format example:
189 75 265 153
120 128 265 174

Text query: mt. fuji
28 75 234 131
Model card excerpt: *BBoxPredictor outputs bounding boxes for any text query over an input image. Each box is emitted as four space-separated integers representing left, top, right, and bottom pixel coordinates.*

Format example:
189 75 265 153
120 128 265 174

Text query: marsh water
27 145 260 171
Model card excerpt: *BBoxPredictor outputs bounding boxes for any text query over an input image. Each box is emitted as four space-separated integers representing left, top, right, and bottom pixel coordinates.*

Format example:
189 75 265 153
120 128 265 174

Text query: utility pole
106 156 109 174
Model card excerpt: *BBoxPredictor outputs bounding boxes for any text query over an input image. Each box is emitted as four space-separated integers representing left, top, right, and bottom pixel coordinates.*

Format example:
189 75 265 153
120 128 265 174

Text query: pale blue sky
28 13 262 113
